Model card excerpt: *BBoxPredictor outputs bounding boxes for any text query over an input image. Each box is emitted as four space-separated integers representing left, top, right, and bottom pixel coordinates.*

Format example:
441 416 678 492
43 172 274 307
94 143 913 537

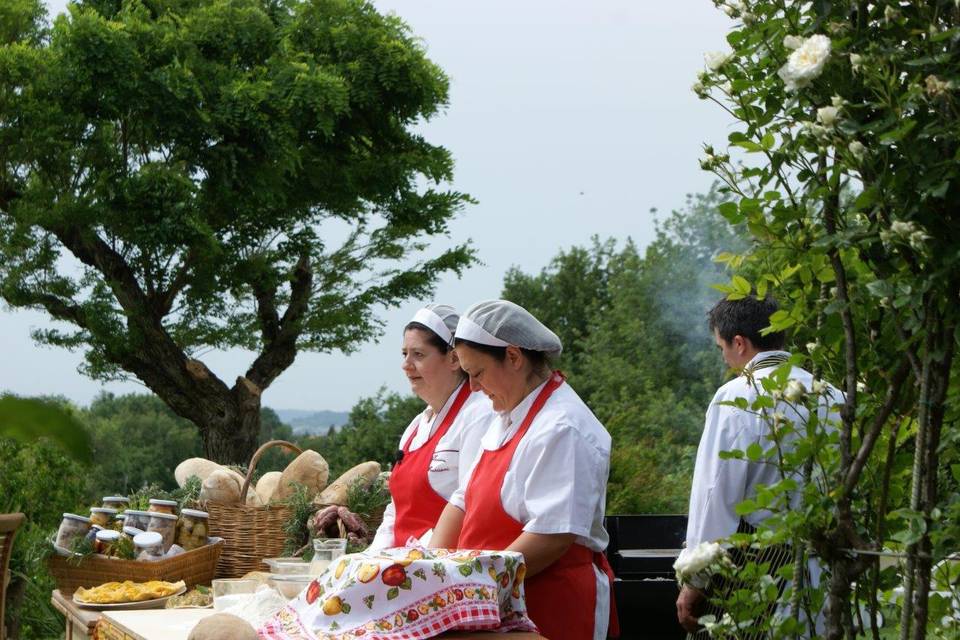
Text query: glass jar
55 513 91 550
176 509 210 551
121 526 143 542
123 509 151 531
146 511 179 551
148 499 178 515
89 507 117 528
310 538 347 576
133 531 164 561
101 496 129 512
94 529 120 555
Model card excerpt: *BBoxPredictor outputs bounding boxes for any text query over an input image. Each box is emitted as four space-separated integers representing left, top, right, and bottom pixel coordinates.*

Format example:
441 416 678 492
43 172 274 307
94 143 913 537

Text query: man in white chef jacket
676 295 840 634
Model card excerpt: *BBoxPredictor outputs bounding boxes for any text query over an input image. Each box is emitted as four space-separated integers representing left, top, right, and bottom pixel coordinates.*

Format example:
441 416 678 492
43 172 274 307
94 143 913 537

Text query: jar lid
103 496 129 503
123 526 144 537
148 511 179 521
124 509 151 517
133 531 163 548
62 513 91 523
180 509 209 519
95 530 121 542
149 499 178 507
90 507 118 515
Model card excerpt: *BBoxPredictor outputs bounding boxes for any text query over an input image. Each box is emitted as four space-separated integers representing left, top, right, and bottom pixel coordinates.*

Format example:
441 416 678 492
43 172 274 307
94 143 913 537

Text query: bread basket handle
240 440 303 502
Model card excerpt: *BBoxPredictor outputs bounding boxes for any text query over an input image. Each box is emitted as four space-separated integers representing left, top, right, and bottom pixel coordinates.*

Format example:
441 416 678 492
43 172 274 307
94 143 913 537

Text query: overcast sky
2 0 733 412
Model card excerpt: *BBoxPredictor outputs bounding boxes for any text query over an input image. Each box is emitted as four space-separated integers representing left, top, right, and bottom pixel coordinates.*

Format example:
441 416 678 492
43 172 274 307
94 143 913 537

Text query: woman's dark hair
707 296 785 350
404 322 453 353
454 338 551 373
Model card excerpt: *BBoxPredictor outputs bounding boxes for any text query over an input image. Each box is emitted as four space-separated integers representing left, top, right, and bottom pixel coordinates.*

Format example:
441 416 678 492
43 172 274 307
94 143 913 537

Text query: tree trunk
203 377 264 465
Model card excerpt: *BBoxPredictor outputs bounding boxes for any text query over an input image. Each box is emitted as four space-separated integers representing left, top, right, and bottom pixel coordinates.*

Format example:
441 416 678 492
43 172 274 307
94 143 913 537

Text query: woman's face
455 344 526 413
401 329 460 403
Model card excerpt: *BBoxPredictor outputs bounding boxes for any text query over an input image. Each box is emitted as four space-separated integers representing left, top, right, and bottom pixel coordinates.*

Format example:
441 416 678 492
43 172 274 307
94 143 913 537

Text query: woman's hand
429 503 465 548
506 531 576 577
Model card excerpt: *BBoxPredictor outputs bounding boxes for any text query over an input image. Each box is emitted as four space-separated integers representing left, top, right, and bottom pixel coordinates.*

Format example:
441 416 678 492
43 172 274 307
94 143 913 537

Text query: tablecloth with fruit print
257 546 536 640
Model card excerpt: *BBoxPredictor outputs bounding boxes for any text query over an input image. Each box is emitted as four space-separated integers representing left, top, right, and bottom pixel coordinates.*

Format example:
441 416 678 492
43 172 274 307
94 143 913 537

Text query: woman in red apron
368 304 495 550
431 300 619 640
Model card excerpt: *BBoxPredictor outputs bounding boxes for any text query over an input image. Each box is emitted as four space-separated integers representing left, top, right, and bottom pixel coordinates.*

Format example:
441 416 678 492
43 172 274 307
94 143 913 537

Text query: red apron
389 382 473 547
458 372 619 639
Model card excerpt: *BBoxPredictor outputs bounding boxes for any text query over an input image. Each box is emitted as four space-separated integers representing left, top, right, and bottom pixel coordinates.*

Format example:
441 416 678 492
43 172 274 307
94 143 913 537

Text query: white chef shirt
450 378 613 640
370 381 494 551
450 378 612 552
684 351 842 550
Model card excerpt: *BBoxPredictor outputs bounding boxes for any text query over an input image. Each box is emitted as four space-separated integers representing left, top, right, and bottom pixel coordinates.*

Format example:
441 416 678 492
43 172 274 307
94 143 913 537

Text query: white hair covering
409 304 459 345
455 300 562 359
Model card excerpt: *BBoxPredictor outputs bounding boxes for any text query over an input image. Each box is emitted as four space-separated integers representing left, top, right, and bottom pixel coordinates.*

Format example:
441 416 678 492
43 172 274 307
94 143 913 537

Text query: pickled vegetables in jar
101 496 129 512
146 511 178 551
176 509 210 551
124 509 151 531
55 513 91 550
89 507 117 528
148 499 178 515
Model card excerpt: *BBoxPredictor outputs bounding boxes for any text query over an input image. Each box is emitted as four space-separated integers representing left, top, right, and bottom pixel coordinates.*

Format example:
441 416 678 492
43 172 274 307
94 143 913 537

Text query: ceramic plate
73 585 188 610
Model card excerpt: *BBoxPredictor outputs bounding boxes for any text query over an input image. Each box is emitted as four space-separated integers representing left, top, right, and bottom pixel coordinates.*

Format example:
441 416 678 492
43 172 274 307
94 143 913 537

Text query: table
99 610 543 640
51 590 100 640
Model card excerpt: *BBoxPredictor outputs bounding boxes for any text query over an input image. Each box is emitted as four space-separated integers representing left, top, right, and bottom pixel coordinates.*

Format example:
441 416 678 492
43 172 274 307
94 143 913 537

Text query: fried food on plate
75 579 186 604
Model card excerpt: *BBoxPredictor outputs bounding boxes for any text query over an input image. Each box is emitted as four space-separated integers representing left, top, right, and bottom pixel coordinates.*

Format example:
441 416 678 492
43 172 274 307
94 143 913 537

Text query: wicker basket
205 440 303 578
47 538 224 595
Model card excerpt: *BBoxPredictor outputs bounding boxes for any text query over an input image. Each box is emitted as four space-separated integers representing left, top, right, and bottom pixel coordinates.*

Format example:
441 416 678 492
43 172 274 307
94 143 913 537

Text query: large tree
0 0 474 462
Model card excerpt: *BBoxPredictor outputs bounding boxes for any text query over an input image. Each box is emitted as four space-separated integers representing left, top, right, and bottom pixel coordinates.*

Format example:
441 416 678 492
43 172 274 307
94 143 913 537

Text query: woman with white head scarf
431 300 618 640
369 304 495 550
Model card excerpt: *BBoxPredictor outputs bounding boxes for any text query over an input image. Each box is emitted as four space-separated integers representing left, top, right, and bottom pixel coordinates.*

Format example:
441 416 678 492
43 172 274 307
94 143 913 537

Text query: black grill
605 514 687 640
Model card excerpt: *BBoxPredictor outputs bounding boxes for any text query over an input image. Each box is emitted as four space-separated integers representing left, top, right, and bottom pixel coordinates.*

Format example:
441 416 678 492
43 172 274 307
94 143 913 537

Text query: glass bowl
262 557 309 575
268 574 314 599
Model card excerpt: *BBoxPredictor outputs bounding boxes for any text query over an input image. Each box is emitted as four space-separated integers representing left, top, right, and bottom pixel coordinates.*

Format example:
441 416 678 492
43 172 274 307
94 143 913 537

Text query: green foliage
0 394 92 463
696 0 960 636
300 388 423 479
83 392 203 495
281 482 317 556
0 0 475 462
346 474 391 524
502 189 744 513
0 437 87 639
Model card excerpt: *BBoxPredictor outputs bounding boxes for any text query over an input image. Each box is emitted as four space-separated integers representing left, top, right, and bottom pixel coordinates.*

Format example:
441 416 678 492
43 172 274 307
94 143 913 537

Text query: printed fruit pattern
381 564 407 587
334 558 349 579
306 580 322 605
357 563 380 583
512 562 527 599
396 549 423 567
322 596 343 615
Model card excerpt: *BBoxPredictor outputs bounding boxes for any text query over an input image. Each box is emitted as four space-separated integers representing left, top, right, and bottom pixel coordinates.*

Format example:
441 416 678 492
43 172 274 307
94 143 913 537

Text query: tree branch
842 357 910 496
245 253 313 390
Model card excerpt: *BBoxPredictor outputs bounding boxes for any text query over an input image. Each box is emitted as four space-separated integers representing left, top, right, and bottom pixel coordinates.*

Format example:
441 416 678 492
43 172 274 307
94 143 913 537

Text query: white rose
722 4 736 16
784 379 807 403
849 53 863 72
705 50 732 71
817 105 841 128
674 541 728 583
909 230 930 250
778 34 831 91
783 35 803 50
891 220 916 236
848 140 866 161
692 80 708 98
806 341 819 353
831 95 846 108
812 379 827 395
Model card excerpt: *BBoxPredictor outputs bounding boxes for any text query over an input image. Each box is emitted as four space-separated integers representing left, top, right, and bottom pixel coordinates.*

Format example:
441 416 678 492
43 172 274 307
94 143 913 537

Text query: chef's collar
481 376 551 449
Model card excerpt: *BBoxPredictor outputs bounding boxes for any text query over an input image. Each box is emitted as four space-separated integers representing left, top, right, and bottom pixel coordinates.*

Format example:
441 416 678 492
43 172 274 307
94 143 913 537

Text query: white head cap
455 300 562 360
408 304 459 346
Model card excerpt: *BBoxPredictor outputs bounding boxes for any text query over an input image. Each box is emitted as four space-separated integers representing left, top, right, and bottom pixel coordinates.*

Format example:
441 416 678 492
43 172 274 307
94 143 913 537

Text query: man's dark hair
708 296 785 350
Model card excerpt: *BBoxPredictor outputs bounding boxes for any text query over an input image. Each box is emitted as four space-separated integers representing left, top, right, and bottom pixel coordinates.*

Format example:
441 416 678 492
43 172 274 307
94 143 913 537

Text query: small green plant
345 475 391 527
281 482 317 556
